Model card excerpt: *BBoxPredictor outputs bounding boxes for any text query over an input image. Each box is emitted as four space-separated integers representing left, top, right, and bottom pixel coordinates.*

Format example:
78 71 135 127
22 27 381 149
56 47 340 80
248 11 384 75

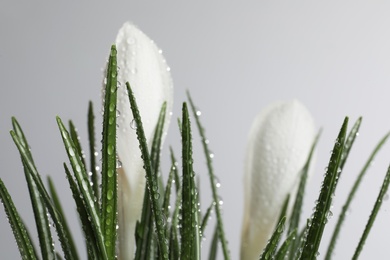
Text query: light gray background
1 2 390 259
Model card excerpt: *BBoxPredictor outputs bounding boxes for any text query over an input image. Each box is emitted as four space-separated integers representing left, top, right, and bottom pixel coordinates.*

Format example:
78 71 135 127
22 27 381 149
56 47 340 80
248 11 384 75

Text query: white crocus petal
240 100 315 260
112 22 173 260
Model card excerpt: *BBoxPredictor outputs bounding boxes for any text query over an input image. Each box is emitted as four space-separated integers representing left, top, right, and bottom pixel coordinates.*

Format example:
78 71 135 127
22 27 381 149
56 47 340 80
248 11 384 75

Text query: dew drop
116 160 122 169
109 103 115 112
130 119 137 129
68 147 75 157
107 190 114 200
107 144 114 155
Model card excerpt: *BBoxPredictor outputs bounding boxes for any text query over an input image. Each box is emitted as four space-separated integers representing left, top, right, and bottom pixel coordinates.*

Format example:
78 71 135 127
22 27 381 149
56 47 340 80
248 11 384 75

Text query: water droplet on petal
130 119 137 130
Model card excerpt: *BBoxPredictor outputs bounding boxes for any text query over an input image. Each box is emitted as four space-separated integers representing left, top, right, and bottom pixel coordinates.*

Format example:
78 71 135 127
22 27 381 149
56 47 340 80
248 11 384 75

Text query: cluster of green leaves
258 118 390 260
0 45 230 260
1 44 390 260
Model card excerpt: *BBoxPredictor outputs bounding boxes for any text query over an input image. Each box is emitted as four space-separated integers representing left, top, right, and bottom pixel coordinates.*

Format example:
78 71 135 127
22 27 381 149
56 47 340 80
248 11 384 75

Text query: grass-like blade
134 187 154 260
339 117 362 172
259 217 286 260
187 91 230 260
325 131 390 260
47 177 79 259
100 45 118 259
352 160 390 259
150 102 167 175
208 226 219 260
277 195 290 226
63 164 100 260
12 118 55 260
180 102 200 260
163 162 176 237
275 229 297 260
88 101 99 200
56 117 107 260
169 187 182 260
0 178 38 260
126 82 168 259
288 130 321 259
136 101 166 260
11 131 77 260
170 147 180 192
300 117 348 260
200 203 213 235
69 121 87 171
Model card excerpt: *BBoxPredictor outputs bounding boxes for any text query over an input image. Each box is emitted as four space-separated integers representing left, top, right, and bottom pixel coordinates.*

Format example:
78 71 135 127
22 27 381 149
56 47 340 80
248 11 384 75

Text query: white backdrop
1 2 390 259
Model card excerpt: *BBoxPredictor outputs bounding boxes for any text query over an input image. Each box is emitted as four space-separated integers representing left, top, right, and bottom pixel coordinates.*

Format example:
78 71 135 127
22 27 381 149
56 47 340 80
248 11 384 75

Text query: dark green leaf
326 131 390 260
11 131 77 260
187 91 230 260
208 226 219 260
300 117 348 260
12 117 55 260
352 157 390 259
288 130 321 259
180 103 200 260
48 177 79 259
100 45 118 259
63 164 100 260
0 178 38 260
69 120 87 172
126 82 168 259
200 203 213 236
259 217 286 260
87 101 99 200
275 229 297 260
56 118 107 260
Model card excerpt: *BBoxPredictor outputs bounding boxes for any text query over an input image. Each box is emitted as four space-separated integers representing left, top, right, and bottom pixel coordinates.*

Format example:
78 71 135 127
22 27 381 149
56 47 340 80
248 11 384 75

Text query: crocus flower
111 22 173 260
240 100 315 260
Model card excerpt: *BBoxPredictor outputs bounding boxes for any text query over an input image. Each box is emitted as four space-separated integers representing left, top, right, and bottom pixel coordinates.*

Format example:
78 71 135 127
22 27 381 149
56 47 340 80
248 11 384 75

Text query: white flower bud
241 100 315 260
110 22 173 260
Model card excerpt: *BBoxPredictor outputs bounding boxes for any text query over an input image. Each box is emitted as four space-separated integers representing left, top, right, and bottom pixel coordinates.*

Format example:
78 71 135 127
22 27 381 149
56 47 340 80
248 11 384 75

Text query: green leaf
352 155 390 259
0 178 38 260
169 187 182 260
170 147 181 192
63 164 100 260
11 131 77 260
56 117 107 260
126 82 168 259
69 120 87 172
187 91 230 260
180 102 200 260
200 203 214 236
275 229 297 260
47 177 79 259
339 117 362 171
12 117 55 260
100 45 118 259
277 194 290 227
162 162 176 237
326 131 390 260
288 130 321 259
134 187 154 260
259 217 286 260
208 226 219 260
150 102 167 174
88 101 99 200
300 117 348 260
